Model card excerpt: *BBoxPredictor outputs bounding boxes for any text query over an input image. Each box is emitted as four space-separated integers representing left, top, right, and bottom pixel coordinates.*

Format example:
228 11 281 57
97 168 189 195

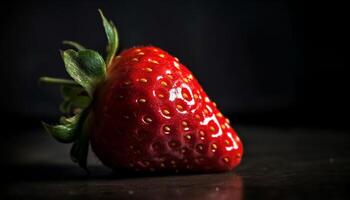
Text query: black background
1 1 350 199
0 0 348 129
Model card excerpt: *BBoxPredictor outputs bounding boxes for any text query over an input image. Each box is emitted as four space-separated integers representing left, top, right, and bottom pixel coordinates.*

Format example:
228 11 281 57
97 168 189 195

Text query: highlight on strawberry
40 10 243 173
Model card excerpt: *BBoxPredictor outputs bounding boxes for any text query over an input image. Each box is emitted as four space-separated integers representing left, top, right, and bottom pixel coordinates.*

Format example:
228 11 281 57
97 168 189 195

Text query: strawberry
40 10 243 173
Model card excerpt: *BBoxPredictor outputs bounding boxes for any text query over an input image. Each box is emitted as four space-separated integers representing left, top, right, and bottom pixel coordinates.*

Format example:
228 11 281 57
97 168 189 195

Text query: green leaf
42 114 81 143
60 96 91 114
61 85 84 100
60 85 90 114
60 116 72 125
70 130 90 171
63 40 86 51
99 9 119 67
61 49 106 97
59 100 72 113
70 110 91 171
78 50 106 79
70 96 91 108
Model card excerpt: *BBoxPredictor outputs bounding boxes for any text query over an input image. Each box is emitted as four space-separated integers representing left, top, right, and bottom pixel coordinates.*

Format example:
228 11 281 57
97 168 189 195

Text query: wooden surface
2 125 350 199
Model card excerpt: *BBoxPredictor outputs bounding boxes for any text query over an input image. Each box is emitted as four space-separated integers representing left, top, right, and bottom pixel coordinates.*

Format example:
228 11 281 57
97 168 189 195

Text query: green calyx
39 10 119 171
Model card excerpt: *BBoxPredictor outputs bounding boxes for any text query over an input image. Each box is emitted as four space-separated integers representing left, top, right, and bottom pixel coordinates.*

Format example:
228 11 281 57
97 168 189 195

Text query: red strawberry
40 10 243 173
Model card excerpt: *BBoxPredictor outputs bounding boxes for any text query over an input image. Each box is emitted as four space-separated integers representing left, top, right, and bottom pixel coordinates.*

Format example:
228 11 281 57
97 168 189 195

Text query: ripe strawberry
40 10 243 173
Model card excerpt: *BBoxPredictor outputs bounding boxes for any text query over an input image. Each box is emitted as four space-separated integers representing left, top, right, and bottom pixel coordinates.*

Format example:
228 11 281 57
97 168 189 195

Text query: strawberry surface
90 46 243 173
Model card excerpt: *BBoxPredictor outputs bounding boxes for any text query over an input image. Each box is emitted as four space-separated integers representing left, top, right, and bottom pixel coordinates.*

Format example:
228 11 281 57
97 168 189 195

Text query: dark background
0 0 348 129
1 1 350 199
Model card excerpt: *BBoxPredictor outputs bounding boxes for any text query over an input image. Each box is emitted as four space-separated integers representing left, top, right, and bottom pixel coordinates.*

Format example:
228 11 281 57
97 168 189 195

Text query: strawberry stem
39 76 80 86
